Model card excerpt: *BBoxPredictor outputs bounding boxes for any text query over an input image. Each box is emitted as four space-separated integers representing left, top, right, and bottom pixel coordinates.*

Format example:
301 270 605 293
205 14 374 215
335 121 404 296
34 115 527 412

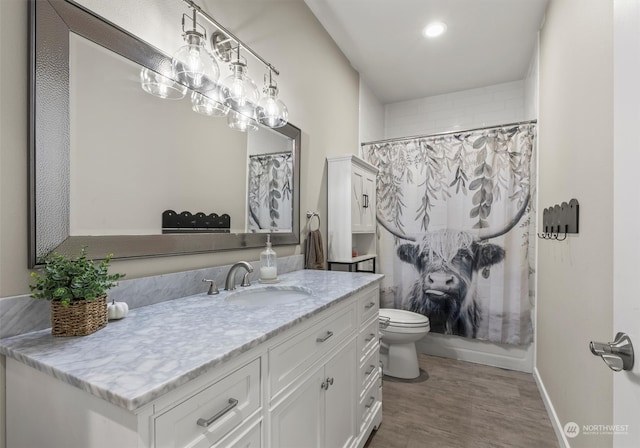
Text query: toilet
378 308 430 379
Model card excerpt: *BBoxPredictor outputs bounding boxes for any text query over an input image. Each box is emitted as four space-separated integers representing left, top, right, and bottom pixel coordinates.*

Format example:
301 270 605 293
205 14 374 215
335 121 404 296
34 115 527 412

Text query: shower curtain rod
249 151 292 158
361 119 538 147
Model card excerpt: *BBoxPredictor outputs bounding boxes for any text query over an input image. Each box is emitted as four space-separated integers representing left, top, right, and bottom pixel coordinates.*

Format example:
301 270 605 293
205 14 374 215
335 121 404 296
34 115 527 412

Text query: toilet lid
379 308 429 326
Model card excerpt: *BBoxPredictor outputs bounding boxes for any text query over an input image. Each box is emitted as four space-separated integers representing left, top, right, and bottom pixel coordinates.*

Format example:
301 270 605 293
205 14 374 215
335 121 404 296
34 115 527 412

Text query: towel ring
306 211 321 231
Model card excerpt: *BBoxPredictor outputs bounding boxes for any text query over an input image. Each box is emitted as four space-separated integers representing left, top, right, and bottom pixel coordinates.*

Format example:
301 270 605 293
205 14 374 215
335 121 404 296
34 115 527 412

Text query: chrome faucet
225 261 254 291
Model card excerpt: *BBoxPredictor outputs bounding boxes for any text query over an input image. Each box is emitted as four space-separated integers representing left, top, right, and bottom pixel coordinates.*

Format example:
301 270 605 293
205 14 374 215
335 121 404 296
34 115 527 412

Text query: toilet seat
379 308 429 328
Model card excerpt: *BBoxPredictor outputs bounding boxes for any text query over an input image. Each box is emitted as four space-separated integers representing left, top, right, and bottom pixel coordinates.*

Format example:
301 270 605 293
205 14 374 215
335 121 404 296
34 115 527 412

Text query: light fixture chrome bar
181 0 280 76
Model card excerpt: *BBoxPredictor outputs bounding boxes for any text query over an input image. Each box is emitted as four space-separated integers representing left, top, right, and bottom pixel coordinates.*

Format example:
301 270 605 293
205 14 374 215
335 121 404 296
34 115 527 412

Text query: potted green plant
30 247 125 336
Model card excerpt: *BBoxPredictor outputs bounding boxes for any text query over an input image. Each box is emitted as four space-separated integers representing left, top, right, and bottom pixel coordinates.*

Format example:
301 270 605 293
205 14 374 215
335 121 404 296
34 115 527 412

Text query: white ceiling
304 0 549 104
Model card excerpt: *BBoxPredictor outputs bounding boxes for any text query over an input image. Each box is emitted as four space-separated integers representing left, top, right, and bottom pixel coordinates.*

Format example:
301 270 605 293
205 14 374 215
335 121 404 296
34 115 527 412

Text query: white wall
358 80 385 145
384 80 528 139
536 1 614 447
524 38 540 121
0 1 360 447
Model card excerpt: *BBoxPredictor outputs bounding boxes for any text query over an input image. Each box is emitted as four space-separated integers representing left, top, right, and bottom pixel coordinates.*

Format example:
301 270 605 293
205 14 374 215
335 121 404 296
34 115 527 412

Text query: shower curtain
362 123 536 345
247 152 293 232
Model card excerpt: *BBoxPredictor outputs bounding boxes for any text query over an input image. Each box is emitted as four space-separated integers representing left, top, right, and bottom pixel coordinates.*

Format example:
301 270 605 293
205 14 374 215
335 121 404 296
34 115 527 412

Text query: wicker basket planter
50 295 108 337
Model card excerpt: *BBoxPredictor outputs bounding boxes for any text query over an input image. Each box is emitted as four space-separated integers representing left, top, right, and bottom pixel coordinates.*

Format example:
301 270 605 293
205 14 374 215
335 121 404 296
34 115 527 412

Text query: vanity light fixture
257 69 288 128
172 9 220 89
227 109 259 132
423 21 447 38
191 89 229 117
221 49 260 109
142 0 288 130
140 67 187 100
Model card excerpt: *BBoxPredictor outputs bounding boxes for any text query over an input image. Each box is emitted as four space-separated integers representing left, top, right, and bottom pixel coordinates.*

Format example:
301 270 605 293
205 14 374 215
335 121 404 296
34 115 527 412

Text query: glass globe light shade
172 32 220 90
191 89 229 117
257 86 288 128
221 57 260 109
139 68 186 100
227 110 258 132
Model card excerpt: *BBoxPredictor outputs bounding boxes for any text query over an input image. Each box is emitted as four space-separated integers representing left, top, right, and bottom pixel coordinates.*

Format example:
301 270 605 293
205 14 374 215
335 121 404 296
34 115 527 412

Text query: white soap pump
259 234 278 282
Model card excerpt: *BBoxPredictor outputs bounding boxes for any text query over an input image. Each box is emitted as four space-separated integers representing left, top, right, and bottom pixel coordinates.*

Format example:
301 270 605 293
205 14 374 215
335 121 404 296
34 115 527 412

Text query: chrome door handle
589 332 634 372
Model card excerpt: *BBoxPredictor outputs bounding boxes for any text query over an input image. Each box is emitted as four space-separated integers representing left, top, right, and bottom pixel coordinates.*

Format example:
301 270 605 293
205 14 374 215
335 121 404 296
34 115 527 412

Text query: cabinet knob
321 377 334 390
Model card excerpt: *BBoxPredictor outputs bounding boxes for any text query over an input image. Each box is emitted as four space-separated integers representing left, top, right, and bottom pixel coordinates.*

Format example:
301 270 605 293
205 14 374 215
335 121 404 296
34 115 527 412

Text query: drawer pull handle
196 398 239 427
365 333 376 342
364 302 375 309
316 331 334 343
365 364 376 375
365 396 375 409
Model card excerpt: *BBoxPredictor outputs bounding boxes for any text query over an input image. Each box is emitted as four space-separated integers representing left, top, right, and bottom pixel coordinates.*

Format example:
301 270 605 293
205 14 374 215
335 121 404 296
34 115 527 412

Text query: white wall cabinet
6 285 382 448
327 155 378 268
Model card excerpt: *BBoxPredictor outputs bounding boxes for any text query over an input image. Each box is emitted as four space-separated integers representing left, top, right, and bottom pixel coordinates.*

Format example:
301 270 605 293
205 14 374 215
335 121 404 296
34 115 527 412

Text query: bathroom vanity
1 270 383 448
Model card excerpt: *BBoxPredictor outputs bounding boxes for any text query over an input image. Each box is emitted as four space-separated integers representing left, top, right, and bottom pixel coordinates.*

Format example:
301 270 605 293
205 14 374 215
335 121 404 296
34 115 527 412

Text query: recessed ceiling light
423 21 447 38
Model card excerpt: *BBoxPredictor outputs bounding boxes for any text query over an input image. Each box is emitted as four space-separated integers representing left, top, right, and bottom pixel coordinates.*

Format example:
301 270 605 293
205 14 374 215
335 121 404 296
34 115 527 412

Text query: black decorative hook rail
162 210 230 233
537 199 579 241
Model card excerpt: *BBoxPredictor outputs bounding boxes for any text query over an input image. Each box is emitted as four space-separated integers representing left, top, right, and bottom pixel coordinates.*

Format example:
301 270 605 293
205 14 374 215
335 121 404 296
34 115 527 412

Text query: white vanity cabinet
269 300 358 448
327 155 378 269
5 282 382 448
270 339 357 448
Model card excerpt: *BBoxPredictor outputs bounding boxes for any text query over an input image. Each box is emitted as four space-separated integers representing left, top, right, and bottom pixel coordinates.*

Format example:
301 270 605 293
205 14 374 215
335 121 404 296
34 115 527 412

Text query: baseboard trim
416 334 534 372
533 367 569 448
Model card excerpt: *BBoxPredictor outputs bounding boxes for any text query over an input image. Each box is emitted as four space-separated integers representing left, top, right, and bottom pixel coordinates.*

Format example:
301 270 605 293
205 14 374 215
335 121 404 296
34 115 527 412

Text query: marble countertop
0 270 382 412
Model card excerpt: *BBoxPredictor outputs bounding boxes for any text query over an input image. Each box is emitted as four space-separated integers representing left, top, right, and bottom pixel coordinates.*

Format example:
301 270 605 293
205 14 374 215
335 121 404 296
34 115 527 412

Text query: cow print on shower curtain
362 123 536 345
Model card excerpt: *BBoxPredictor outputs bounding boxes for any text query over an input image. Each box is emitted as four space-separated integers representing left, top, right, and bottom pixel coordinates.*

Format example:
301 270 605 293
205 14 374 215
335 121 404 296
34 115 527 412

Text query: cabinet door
351 167 365 231
324 340 357 448
270 366 324 448
361 172 376 231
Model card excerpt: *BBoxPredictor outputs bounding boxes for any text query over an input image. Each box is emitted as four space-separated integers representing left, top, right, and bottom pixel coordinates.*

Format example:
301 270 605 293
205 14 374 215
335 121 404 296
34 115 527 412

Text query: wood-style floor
365 354 560 448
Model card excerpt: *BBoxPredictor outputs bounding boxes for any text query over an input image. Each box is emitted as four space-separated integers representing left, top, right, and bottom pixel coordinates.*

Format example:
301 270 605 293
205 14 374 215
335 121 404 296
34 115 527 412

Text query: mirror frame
29 0 300 267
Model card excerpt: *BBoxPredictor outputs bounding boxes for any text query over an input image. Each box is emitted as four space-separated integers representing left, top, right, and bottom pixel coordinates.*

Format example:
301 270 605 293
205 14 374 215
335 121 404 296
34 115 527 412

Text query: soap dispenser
260 234 278 282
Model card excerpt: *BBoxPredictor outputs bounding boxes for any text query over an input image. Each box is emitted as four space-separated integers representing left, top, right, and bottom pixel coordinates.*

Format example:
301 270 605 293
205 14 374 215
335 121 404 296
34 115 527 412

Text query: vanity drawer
154 358 261 448
359 347 380 394
358 286 379 325
358 376 381 433
213 419 262 448
357 317 379 365
269 303 357 399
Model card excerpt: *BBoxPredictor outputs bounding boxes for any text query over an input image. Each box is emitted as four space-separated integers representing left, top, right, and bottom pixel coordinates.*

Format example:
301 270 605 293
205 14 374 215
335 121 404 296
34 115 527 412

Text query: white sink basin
225 285 314 307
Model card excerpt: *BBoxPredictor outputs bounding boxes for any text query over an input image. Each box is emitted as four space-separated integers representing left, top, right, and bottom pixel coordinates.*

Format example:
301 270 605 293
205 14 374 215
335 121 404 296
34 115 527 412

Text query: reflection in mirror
70 33 249 235
247 129 294 233
30 0 300 266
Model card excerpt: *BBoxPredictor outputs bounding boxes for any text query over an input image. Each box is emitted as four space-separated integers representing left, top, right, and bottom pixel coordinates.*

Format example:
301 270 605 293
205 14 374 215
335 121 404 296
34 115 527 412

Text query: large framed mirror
29 0 300 267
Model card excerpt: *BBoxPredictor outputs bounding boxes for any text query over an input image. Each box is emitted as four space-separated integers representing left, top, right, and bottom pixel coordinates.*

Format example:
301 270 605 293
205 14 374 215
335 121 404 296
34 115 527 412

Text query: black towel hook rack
538 199 579 241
